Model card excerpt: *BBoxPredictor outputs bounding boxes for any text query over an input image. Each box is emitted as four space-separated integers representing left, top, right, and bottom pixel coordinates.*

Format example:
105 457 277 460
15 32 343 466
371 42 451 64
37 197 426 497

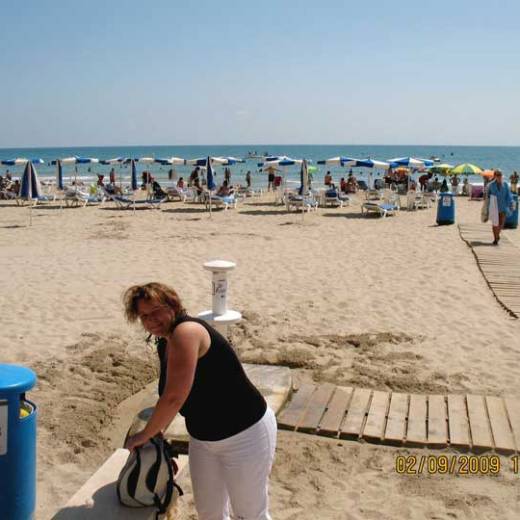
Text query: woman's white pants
188 407 277 520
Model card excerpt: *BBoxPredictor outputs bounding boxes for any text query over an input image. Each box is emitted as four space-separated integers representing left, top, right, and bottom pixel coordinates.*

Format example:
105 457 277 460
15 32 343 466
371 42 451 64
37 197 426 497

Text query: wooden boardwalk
278 384 520 453
459 224 520 317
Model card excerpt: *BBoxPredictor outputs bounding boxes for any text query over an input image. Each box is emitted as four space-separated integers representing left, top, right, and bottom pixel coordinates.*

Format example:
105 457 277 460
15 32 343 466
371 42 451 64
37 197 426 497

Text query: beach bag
117 436 183 518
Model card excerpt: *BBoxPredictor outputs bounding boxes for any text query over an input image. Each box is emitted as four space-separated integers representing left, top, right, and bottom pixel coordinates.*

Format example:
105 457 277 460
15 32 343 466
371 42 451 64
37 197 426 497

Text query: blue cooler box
436 192 455 225
504 193 518 229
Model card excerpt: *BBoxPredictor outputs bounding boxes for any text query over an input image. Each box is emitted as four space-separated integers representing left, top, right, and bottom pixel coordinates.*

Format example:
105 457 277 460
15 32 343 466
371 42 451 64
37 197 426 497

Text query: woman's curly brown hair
123 282 186 323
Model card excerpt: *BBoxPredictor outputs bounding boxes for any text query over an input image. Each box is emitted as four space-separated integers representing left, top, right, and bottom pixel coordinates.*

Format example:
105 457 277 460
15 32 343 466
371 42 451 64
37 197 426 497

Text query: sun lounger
361 202 398 218
111 195 166 210
15 194 56 206
63 190 101 207
285 193 319 212
203 193 237 210
323 189 349 208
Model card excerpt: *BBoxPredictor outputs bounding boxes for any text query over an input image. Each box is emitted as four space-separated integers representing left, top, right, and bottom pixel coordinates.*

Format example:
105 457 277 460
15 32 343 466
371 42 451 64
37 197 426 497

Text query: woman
123 283 276 520
486 170 513 245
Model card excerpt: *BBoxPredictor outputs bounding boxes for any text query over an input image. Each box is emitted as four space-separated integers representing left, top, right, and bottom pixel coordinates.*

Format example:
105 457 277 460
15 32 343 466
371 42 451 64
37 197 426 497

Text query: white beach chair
323 189 349 208
361 202 398 218
285 192 319 212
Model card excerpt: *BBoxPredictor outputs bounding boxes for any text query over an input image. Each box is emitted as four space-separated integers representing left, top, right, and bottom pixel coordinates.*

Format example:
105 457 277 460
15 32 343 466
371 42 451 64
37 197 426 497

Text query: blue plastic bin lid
0 364 36 394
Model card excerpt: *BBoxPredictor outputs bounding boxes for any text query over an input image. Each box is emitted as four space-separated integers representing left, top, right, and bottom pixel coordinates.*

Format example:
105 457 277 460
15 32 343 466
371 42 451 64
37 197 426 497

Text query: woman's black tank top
157 315 267 441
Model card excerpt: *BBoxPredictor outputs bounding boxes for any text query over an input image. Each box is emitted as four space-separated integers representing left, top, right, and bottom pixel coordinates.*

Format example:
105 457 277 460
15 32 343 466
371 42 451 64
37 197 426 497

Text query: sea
1 145 519 189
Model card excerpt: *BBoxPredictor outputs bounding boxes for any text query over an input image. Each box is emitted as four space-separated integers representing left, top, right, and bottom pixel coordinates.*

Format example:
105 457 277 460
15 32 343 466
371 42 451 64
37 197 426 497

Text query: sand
1 192 519 519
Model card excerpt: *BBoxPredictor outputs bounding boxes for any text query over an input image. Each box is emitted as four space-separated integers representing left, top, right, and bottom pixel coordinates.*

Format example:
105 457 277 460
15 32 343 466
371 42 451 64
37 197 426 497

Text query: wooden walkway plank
277 383 316 431
406 394 427 446
466 394 494 451
458 224 520 318
383 393 409 446
447 394 470 449
340 388 371 440
298 383 335 433
428 395 448 448
319 386 353 437
504 396 520 451
486 396 516 454
362 390 391 443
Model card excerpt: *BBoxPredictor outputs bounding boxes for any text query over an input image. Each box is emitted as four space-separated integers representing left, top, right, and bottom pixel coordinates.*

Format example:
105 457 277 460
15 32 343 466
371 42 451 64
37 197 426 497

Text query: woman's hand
125 430 150 452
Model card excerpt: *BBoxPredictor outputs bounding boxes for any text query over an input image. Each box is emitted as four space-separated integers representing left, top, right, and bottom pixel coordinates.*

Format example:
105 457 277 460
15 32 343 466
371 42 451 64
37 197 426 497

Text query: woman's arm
125 323 202 450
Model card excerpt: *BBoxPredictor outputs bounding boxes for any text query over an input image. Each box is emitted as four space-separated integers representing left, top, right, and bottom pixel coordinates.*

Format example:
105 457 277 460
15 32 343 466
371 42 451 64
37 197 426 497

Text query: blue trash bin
436 192 455 225
0 364 37 520
504 193 518 229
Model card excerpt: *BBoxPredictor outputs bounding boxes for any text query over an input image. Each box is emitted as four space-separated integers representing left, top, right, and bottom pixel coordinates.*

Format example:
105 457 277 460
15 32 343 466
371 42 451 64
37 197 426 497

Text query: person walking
486 170 514 245
123 283 277 520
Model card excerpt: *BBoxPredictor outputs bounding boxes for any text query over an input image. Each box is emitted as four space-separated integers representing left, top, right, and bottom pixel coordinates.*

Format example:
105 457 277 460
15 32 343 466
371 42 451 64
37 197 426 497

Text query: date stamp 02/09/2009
395 455 520 476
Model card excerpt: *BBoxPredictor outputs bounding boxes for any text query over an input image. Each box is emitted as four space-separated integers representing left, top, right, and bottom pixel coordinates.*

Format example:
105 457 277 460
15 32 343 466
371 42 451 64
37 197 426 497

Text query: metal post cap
203 260 236 272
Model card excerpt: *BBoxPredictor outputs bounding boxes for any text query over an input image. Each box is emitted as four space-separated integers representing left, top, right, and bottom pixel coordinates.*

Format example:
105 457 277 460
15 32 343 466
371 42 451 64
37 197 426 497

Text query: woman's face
137 298 175 337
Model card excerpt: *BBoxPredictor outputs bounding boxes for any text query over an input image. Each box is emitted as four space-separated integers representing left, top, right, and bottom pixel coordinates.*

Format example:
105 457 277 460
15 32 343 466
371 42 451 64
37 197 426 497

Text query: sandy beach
1 193 520 519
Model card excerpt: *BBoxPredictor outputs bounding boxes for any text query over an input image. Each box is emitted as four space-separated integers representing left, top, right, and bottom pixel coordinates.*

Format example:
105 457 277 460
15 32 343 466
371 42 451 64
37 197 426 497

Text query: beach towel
489 194 499 227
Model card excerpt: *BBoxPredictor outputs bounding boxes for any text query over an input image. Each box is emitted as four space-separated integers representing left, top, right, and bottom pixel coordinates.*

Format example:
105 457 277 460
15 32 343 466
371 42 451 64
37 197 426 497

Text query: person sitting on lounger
346 174 358 193
216 180 233 197
324 171 333 186
177 177 185 189
152 180 167 199
340 177 347 193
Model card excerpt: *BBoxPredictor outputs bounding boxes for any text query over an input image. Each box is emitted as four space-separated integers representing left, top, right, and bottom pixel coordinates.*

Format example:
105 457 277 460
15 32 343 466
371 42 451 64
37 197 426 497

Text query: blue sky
1 0 519 147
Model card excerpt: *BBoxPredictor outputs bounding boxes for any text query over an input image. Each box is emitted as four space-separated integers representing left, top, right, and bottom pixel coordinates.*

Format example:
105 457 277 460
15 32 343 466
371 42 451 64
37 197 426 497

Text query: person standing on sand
510 171 519 193
486 170 513 245
123 283 276 520
245 170 252 188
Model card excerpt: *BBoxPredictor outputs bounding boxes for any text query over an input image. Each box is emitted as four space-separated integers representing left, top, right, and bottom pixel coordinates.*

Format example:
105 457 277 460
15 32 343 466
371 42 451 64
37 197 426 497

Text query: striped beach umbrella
1 158 44 166
131 159 138 191
387 157 433 168
450 163 483 175
155 157 185 165
75 157 99 164
56 160 64 190
317 156 359 166
20 161 42 199
356 159 391 170
206 156 216 191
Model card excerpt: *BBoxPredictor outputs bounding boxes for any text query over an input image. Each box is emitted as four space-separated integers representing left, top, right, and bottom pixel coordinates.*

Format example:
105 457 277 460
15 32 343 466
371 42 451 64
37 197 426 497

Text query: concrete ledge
52 449 188 519
128 363 293 453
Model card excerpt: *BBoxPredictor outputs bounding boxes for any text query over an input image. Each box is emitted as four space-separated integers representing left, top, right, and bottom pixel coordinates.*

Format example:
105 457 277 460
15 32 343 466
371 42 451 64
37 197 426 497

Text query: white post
197 260 242 337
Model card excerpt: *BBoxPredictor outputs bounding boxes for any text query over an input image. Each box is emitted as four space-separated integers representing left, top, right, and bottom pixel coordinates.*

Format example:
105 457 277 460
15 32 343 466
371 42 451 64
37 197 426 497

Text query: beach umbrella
206 156 216 191
1 158 44 166
56 160 64 190
75 157 99 164
20 161 42 199
480 170 495 180
299 159 309 219
100 157 125 165
387 157 433 168
155 157 185 165
186 157 229 166
206 156 216 217
450 163 483 176
317 156 359 166
356 159 391 170
131 159 138 191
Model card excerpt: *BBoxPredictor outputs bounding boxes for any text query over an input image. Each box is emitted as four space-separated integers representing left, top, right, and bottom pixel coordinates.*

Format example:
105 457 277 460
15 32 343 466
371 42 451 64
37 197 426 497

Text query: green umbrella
450 163 483 175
